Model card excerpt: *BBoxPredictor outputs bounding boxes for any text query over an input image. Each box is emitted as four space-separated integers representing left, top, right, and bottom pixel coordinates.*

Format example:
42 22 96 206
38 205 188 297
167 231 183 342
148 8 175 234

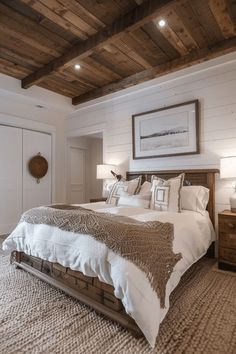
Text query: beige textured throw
20 205 182 307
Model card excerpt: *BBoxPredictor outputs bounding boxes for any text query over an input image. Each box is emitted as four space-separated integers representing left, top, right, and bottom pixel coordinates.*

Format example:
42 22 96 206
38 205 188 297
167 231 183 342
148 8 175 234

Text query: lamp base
230 190 236 213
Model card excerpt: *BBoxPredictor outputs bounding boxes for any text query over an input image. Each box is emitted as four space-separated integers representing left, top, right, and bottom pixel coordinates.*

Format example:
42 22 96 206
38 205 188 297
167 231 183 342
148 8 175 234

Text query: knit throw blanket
20 205 182 308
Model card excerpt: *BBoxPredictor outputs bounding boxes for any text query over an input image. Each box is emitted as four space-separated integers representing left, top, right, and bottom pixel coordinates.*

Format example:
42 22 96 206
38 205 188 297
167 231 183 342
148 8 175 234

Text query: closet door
23 130 52 211
0 125 23 235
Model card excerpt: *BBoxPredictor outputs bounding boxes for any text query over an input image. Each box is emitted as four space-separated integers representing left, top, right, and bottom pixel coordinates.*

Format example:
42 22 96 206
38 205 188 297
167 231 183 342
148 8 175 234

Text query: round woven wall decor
28 153 48 183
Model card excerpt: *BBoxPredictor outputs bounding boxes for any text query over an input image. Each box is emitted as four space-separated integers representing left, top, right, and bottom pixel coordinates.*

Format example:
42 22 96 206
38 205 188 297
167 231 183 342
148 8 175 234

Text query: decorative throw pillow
106 176 142 205
138 181 152 196
180 186 209 215
117 193 151 209
150 174 184 212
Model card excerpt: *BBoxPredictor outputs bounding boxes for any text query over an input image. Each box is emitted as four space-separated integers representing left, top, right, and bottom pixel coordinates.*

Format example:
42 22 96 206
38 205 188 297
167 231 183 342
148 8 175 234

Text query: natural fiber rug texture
0 255 235 354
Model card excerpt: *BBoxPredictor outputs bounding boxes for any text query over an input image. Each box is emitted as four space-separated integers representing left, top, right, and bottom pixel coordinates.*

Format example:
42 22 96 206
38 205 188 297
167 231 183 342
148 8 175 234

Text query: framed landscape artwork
132 100 199 159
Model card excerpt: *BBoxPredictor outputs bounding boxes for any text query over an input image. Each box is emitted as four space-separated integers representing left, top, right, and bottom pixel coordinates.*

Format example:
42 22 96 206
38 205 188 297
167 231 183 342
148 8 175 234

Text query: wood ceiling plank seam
102 44 145 74
41 76 84 96
142 22 180 59
39 0 98 36
0 66 26 79
120 34 163 67
72 36 236 105
113 39 152 69
173 1 209 48
37 18 79 43
1 0 78 42
0 33 55 65
76 0 125 26
66 66 111 87
0 1 72 48
71 0 114 26
208 0 236 39
63 68 99 89
128 28 169 63
21 0 179 88
90 52 127 78
0 12 70 57
78 59 120 83
152 19 189 55
55 70 98 90
48 74 90 94
160 7 200 51
0 58 31 77
0 48 41 71
82 56 122 81
56 0 106 30
188 0 225 44
19 0 88 39
0 20 62 58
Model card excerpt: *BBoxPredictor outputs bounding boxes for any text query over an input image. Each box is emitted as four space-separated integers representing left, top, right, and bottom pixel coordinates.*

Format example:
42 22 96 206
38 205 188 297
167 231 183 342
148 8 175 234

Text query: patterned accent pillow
106 176 142 205
153 186 170 209
151 174 184 212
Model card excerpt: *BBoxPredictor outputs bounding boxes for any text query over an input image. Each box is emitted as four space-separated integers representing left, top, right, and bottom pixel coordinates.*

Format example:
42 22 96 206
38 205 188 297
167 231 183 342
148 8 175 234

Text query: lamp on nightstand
220 156 236 212
96 164 116 198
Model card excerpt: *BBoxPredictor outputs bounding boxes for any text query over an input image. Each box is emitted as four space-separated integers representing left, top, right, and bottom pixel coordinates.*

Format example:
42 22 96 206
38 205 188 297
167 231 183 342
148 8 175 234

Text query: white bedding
2 203 215 348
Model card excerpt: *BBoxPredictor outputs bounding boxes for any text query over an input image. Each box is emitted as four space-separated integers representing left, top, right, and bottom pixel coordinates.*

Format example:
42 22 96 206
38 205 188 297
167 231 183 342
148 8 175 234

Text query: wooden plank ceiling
0 0 235 105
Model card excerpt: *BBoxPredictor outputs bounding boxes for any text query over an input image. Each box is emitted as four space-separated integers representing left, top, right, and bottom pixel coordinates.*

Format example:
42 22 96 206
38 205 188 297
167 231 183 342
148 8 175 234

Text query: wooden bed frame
11 169 218 337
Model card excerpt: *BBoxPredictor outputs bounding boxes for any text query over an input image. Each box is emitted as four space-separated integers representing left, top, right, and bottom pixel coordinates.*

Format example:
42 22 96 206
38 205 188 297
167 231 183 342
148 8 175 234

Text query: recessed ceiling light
74 64 81 70
158 19 166 28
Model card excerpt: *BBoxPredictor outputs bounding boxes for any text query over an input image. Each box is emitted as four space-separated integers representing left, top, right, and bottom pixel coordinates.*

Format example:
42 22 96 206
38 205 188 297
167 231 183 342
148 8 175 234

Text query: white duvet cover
2 203 215 348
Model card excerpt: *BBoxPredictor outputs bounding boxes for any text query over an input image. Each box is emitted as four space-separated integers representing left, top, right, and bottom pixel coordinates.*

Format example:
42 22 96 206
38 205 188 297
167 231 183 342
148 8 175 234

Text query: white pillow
138 181 152 196
180 186 209 215
151 174 184 212
106 176 142 205
118 194 151 209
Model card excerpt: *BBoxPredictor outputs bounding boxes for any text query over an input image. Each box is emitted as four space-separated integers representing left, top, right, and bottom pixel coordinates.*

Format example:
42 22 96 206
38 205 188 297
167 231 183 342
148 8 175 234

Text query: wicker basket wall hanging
28 152 48 183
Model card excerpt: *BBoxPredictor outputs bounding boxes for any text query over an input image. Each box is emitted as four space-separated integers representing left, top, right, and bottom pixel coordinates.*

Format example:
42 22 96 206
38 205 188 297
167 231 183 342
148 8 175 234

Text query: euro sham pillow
117 193 151 209
180 185 209 215
151 174 184 212
106 176 142 205
138 181 152 196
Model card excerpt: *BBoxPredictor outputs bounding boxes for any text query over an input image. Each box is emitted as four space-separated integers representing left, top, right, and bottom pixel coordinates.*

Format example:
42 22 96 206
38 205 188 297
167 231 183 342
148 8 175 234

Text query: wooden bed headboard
126 169 219 227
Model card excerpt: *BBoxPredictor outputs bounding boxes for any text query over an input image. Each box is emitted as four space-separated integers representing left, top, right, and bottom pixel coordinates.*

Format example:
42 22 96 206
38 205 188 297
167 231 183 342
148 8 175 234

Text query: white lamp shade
220 157 236 178
96 164 115 179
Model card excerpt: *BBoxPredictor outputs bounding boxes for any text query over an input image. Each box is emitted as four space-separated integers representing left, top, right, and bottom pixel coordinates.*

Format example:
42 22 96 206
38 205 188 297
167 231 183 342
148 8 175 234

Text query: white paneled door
23 130 52 211
0 125 23 234
68 146 85 204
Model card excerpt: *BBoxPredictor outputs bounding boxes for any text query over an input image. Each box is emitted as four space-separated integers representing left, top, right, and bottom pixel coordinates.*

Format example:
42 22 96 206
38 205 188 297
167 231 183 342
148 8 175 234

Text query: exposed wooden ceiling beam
72 37 236 105
21 0 177 89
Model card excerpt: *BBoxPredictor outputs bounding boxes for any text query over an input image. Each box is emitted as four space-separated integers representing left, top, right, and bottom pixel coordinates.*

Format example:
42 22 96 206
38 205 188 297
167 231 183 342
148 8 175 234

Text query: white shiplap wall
66 53 236 225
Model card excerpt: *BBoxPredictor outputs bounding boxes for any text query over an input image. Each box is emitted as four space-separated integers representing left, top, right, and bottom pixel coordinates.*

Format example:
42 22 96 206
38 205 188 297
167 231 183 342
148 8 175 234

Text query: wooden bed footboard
11 251 142 338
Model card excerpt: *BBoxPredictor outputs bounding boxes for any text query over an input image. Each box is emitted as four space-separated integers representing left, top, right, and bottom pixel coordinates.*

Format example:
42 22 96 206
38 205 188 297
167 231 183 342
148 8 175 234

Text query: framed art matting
132 100 199 159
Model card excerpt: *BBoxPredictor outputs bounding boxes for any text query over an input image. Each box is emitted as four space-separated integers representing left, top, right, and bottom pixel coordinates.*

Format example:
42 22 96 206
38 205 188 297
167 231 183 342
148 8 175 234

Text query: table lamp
96 164 116 197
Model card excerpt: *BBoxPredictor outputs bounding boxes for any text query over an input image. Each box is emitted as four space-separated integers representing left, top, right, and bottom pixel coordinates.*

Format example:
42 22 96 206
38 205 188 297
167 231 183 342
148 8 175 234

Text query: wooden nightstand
90 198 107 203
218 210 236 272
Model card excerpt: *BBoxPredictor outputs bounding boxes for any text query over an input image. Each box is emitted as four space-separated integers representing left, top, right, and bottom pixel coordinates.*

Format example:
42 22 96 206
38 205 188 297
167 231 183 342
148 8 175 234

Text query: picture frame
132 100 199 159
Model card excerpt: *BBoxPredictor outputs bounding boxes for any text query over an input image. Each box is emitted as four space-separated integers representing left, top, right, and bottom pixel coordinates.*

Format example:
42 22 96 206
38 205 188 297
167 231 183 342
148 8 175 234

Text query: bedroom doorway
67 132 103 203
67 146 86 204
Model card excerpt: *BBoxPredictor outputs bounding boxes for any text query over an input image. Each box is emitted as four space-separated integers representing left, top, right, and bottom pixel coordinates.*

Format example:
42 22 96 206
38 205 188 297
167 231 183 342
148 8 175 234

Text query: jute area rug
0 254 235 354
